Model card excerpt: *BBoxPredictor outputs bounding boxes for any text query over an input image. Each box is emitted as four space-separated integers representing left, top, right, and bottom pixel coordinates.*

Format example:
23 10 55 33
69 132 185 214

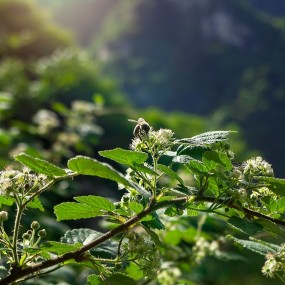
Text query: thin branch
1 195 285 284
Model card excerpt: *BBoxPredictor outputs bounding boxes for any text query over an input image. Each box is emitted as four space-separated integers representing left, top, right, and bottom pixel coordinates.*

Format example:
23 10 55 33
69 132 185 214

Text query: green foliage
15 153 66 177
54 196 114 221
67 156 132 187
1 119 285 284
0 0 71 59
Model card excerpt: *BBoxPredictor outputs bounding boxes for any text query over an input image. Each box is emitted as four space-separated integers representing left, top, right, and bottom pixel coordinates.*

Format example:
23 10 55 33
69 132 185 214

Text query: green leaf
74 196 115 212
202 151 232 171
142 212 165 230
54 202 101 221
227 235 280 256
176 131 234 145
88 275 101 285
105 274 136 285
255 176 285 196
99 148 148 166
268 197 285 213
87 275 101 285
61 228 101 244
40 241 81 255
61 228 117 259
186 160 208 174
126 262 144 280
173 155 192 164
129 201 144 213
132 163 158 176
27 197 44 211
186 203 207 216
228 216 263 235
14 153 66 177
68 156 132 187
157 164 184 184
177 145 207 160
0 196 14 206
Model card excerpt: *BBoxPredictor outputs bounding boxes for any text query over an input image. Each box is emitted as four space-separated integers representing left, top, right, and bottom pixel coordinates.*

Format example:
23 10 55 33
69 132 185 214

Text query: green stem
152 156 158 200
12 204 24 267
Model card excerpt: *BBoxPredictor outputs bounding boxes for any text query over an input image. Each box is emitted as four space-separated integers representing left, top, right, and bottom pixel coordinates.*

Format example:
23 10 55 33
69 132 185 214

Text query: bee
128 118 150 137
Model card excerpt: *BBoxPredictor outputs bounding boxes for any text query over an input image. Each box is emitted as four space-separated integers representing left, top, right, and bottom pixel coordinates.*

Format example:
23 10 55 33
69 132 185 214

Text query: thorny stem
1 194 285 284
152 156 158 200
11 203 24 267
10 174 77 269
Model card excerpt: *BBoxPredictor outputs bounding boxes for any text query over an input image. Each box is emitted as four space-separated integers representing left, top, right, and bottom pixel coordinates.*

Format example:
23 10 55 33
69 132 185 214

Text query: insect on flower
128 118 150 138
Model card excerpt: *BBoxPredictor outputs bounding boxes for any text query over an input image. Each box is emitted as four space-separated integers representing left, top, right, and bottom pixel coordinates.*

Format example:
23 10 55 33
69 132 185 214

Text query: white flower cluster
124 232 161 279
244 156 273 176
262 251 285 278
130 128 174 152
191 237 220 264
149 129 174 146
157 263 181 285
32 109 59 135
0 166 48 196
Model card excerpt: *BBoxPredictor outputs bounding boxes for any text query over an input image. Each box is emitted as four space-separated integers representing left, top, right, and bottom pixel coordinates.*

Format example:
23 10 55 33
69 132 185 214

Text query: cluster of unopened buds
22 221 47 249
123 232 161 279
229 156 276 206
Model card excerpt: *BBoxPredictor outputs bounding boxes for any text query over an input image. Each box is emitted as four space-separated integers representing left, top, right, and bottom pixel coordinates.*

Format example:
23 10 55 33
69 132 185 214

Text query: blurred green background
0 0 284 284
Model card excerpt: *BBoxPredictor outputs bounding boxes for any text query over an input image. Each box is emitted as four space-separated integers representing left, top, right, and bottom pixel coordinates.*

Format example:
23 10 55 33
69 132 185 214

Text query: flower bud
31 221 40 230
38 229 47 238
0 211 8 222
22 233 31 240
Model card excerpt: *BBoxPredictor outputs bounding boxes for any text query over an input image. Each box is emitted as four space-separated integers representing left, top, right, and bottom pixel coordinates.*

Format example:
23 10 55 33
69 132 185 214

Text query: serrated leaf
186 203 207 216
61 229 100 244
203 151 232 171
87 275 101 285
187 160 208 174
157 164 184 185
126 262 144 280
68 156 131 187
142 212 165 230
129 201 144 213
74 196 115 212
99 148 148 166
40 241 82 255
173 155 192 164
177 145 208 160
268 197 285 213
228 216 263 235
132 163 158 176
27 197 44 211
255 176 285 196
227 236 280 255
162 151 177 157
176 131 234 145
61 229 117 259
105 274 136 285
54 202 101 221
0 196 14 206
14 153 66 177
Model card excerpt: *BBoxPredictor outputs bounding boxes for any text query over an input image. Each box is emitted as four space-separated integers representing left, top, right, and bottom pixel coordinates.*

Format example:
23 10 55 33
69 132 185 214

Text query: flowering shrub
0 118 285 284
